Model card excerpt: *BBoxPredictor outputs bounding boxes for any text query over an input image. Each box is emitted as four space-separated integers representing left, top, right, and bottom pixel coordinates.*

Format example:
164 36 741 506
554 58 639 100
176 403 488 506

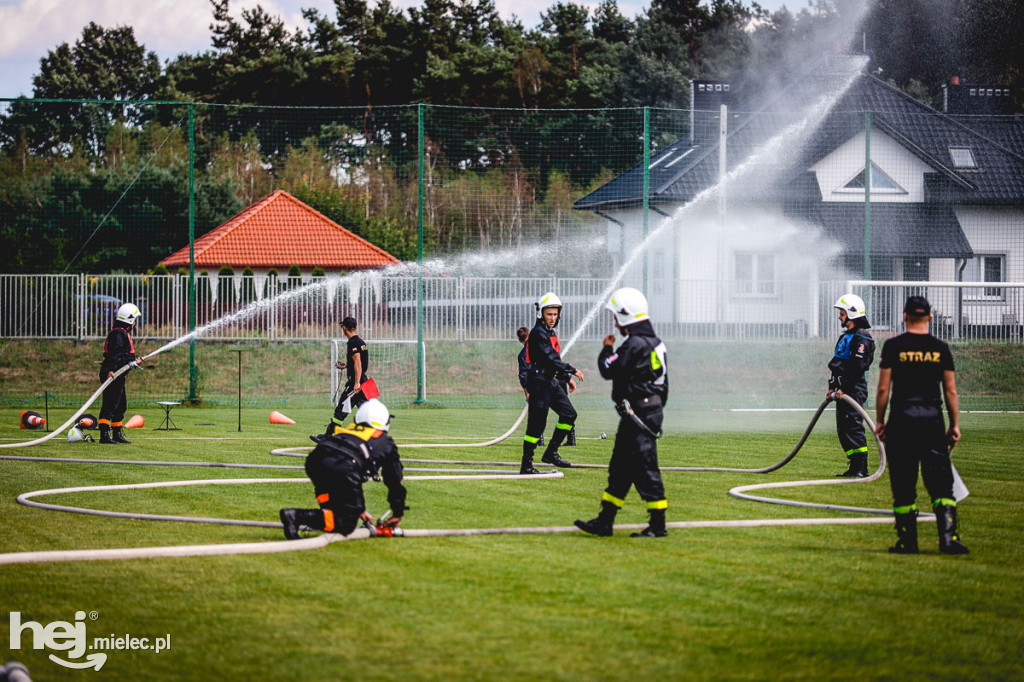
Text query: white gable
811 127 934 202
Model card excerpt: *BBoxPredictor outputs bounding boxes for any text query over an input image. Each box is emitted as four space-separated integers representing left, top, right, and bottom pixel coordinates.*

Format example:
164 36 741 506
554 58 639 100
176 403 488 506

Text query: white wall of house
600 202 829 330
811 128 933 203
955 206 1024 325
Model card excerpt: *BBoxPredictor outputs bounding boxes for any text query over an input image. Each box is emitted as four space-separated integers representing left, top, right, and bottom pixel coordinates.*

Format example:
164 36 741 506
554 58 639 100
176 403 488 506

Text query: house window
836 163 907 194
949 147 977 169
735 253 776 297
964 255 1005 300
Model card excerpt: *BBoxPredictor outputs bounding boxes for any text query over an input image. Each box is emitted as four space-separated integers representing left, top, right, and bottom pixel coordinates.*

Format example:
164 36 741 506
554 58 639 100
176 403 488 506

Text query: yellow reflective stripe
932 498 956 508
602 491 625 508
523 435 540 444
893 504 916 514
342 424 376 442
556 422 573 430
650 350 662 371
844 446 868 455
646 499 668 510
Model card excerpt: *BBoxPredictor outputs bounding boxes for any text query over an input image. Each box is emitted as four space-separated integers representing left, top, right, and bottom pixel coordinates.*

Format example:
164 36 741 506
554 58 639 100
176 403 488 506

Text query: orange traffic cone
20 410 46 430
124 414 145 428
269 410 296 425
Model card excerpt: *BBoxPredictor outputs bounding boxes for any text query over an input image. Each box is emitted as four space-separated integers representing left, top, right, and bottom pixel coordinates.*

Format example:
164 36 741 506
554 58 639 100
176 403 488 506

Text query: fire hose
0 394 916 565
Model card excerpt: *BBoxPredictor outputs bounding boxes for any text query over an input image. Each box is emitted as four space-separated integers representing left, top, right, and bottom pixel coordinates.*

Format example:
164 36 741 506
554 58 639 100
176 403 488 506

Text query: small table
155 401 182 431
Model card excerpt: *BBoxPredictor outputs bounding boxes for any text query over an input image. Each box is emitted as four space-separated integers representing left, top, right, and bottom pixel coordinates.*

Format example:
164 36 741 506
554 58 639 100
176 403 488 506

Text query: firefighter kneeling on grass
280 399 406 539
576 287 669 538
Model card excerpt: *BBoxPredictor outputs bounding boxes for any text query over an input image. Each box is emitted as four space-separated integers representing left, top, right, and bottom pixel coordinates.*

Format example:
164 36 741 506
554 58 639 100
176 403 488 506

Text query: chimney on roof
943 77 1016 115
690 80 734 145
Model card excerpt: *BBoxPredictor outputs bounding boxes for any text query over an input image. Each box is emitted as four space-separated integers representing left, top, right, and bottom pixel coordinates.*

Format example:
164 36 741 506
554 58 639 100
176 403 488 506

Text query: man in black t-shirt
875 296 968 555
320 316 370 437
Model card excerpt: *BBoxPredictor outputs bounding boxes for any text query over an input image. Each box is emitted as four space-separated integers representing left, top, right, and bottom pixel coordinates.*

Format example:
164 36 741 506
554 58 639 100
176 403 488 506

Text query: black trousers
525 380 577 441
332 382 369 423
836 382 868 457
886 405 954 509
605 405 666 504
99 372 127 424
305 451 366 535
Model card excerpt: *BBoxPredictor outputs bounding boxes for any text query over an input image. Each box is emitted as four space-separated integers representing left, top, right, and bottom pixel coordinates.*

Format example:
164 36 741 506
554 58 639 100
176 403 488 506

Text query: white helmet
606 287 650 327
535 292 562 318
355 398 391 432
67 426 92 443
834 294 867 321
116 303 141 325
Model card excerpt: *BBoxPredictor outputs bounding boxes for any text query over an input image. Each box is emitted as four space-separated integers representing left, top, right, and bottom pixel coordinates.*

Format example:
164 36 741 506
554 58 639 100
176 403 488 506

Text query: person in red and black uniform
322 316 370 437
517 326 531 399
520 292 584 474
282 399 406 539
875 296 968 555
576 287 669 538
98 303 142 444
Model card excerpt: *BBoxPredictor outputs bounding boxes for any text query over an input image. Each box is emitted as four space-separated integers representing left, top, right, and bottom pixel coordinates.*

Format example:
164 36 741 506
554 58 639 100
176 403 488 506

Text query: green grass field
2 404 1023 680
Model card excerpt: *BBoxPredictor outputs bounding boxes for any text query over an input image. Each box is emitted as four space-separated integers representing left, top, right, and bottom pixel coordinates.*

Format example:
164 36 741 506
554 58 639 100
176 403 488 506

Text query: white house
574 57 1024 337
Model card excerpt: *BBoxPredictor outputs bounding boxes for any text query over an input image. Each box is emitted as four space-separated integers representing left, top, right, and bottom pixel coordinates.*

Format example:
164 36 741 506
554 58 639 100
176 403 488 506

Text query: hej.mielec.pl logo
9 611 171 672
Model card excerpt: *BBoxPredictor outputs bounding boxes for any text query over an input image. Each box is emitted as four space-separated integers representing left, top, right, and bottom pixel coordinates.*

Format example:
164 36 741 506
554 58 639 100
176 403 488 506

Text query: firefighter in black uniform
282 399 406 539
576 287 669 538
520 292 584 474
98 303 142 445
875 296 968 555
828 294 875 477
322 316 370 437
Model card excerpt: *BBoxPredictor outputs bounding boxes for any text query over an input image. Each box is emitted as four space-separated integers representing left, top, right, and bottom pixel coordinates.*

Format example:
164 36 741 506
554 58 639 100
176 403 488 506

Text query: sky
0 0 801 99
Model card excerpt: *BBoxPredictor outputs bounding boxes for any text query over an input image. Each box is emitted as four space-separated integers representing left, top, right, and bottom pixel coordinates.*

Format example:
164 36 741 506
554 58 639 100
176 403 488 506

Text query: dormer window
949 147 977 169
837 163 906 194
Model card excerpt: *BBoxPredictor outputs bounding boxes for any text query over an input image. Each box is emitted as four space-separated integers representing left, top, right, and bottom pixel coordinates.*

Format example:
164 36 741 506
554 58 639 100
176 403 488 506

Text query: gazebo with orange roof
160 190 399 277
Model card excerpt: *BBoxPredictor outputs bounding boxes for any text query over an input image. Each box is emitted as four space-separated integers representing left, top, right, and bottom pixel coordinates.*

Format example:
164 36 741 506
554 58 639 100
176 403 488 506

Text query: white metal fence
2 273 1022 343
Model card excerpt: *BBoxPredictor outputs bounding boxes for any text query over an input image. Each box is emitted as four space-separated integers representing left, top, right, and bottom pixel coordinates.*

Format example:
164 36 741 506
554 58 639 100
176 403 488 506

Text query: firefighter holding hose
576 287 669 538
281 399 406 539
828 294 875 477
98 303 143 445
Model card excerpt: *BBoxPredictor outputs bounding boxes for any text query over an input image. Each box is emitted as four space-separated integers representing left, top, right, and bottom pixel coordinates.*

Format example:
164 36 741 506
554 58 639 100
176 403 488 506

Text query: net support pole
642 106 650 297
864 110 872 282
235 349 242 432
188 102 198 403
415 103 426 404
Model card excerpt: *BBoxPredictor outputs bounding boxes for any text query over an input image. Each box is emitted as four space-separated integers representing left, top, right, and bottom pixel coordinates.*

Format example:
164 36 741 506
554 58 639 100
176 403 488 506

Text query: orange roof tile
160 190 400 270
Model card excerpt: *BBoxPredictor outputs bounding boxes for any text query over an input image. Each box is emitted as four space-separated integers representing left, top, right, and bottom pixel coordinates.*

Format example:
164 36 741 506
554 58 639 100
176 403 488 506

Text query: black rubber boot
837 453 868 478
935 504 969 555
888 511 919 554
520 441 541 475
112 426 131 444
574 500 617 537
631 508 668 538
280 508 325 540
566 427 576 446
541 429 572 467
99 424 116 445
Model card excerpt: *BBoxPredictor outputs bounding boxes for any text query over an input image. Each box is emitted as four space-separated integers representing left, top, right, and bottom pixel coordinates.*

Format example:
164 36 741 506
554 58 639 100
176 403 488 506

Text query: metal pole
416 104 426 404
235 349 242 432
717 103 728 340
642 107 650 297
188 103 197 402
864 110 872 280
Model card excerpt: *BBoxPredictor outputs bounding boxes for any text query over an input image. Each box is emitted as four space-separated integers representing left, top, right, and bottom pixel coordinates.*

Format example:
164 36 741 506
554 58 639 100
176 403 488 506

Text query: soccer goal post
330 339 425 407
